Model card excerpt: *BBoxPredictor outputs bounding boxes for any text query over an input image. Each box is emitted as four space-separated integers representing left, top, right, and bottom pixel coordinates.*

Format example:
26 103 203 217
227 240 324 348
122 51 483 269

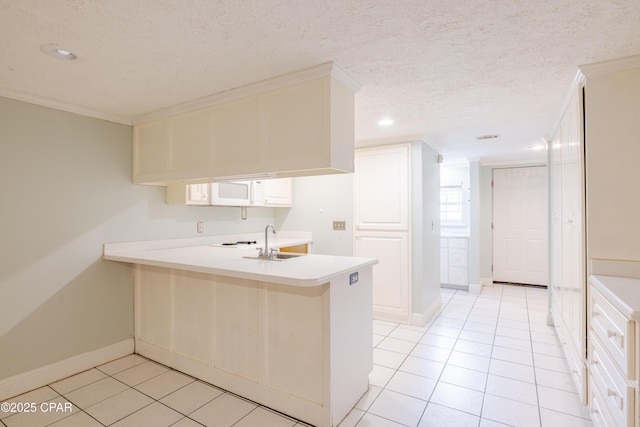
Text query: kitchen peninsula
103 231 377 427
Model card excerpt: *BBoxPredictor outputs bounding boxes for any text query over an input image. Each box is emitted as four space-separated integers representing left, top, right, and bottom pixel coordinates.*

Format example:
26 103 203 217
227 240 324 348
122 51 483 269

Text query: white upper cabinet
132 63 360 186
261 178 292 207
354 144 409 231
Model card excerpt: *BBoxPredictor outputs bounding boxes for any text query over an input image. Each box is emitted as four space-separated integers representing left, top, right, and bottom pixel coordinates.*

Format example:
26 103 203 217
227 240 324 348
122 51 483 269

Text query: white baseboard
480 277 494 287
469 283 482 294
0 339 134 401
411 294 443 327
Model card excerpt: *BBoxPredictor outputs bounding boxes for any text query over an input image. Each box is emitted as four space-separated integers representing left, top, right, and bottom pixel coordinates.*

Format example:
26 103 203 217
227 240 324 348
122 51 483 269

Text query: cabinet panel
354 145 409 231
448 267 468 286
134 119 170 176
171 108 212 172
440 247 448 284
448 248 468 267
440 237 469 287
136 266 171 349
265 283 325 405
213 276 260 381
211 97 261 171
354 231 409 323
173 271 211 363
263 79 328 171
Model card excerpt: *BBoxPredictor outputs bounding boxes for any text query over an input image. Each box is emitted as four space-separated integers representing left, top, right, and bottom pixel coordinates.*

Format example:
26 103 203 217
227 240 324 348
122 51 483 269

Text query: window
440 185 463 225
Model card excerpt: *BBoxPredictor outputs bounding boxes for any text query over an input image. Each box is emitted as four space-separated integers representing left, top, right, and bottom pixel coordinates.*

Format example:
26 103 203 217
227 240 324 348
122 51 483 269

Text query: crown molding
579 54 640 78
132 62 361 125
0 88 132 125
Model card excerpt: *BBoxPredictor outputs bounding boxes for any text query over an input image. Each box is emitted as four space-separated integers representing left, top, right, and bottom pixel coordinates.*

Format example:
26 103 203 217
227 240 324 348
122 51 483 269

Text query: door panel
493 166 548 285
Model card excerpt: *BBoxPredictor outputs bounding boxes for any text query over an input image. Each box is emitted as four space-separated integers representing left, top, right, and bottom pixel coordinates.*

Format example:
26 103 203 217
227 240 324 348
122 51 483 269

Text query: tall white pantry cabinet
354 142 441 325
549 55 640 426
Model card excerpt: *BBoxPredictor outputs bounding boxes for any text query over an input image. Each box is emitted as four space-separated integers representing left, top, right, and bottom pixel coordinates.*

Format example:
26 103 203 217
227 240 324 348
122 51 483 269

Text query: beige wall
0 97 276 380
585 66 640 263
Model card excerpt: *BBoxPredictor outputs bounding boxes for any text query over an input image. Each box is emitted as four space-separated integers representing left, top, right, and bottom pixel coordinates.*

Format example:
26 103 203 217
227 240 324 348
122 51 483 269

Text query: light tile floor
0 285 594 427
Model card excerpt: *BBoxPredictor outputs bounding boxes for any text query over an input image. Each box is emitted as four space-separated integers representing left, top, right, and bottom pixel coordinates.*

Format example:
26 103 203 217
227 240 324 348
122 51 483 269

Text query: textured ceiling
1 0 640 164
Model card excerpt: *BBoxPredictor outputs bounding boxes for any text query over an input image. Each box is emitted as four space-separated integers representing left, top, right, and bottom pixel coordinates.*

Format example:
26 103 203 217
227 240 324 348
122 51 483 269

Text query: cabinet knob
607 329 618 339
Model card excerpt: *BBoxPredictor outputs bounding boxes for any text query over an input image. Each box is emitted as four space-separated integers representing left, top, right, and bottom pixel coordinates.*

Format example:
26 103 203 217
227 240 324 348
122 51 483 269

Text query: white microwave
210 180 265 206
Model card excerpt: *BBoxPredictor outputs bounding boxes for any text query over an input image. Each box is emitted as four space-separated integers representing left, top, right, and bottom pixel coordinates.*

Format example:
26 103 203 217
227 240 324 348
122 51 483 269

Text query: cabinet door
263 178 292 207
354 231 409 323
211 96 262 175
354 145 409 231
440 246 449 284
133 119 171 179
263 79 328 172
549 85 587 404
171 108 212 172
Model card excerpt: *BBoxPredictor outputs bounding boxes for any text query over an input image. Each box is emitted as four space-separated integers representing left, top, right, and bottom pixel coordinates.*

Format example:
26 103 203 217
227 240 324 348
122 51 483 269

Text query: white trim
480 277 494 287
0 90 132 125
547 70 585 141
0 339 134 401
410 294 443 327
356 135 443 154
132 62 361 125
579 54 640 78
480 158 547 168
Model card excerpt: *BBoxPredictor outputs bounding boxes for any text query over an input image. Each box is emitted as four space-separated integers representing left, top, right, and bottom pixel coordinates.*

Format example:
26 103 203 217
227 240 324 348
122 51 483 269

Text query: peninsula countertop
103 232 377 287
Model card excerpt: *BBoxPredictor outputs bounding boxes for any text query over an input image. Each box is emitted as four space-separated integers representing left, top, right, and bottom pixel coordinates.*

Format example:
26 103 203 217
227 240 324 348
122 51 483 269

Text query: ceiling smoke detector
475 134 500 141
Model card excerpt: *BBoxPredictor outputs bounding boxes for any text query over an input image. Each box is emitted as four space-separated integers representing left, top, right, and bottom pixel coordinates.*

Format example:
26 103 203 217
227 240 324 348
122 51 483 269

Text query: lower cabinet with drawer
588 281 637 427
440 236 469 289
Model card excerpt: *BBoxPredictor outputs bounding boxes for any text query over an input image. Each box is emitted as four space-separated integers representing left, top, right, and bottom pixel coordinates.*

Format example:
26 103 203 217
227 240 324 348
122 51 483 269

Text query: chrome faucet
259 224 277 259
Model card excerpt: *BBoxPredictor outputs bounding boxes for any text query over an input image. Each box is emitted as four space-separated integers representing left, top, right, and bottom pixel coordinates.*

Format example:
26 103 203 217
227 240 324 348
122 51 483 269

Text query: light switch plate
333 220 346 231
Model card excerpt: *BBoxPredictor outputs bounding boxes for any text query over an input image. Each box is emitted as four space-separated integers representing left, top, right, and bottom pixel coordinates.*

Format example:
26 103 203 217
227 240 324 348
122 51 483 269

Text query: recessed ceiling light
475 134 500 140
40 43 78 60
377 117 394 127
529 144 547 151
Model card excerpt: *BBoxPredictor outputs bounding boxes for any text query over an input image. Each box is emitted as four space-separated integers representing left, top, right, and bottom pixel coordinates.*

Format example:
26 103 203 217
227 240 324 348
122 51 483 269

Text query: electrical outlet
197 222 204 233
333 220 346 231
349 272 359 285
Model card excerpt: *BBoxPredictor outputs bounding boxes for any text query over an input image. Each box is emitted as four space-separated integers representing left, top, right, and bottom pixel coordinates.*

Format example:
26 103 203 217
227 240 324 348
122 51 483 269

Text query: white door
492 166 548 285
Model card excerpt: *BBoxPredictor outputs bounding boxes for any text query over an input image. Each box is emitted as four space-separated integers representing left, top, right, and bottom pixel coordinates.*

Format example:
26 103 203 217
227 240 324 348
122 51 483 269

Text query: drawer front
448 238 468 249
448 266 468 286
590 379 619 427
448 248 468 267
589 334 634 427
591 286 635 377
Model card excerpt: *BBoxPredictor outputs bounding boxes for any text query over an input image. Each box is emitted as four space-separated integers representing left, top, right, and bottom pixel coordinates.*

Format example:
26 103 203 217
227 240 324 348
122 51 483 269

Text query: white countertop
590 275 640 321
103 232 377 287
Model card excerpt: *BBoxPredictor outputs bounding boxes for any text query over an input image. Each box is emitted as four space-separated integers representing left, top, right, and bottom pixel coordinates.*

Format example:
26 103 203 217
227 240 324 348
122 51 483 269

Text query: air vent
475 134 500 141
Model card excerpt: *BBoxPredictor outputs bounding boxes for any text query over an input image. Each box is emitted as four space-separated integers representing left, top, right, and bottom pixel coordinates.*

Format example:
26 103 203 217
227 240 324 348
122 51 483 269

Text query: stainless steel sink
243 252 306 261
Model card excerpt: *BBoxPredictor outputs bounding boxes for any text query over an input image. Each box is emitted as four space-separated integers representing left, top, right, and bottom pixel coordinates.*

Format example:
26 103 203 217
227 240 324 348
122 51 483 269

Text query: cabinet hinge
491 222 494 230
491 180 494 188
491 264 494 273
